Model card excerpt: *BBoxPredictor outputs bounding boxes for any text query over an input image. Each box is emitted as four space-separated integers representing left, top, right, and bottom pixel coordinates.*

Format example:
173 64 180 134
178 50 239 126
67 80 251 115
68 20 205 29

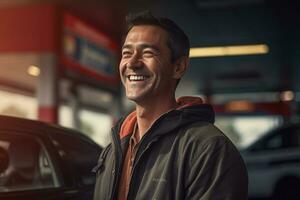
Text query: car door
47 130 102 200
0 131 67 200
243 125 300 198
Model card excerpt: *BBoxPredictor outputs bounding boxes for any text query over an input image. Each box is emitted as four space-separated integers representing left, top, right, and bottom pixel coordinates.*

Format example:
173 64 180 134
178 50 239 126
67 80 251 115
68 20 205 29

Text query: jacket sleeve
184 135 248 200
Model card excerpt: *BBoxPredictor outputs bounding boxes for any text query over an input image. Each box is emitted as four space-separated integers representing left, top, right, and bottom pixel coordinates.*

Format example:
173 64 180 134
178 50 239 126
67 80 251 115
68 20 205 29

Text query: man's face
119 25 177 103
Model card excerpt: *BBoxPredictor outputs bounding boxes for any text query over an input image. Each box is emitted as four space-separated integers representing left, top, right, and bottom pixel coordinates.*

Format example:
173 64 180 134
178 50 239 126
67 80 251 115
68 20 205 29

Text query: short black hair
125 10 190 62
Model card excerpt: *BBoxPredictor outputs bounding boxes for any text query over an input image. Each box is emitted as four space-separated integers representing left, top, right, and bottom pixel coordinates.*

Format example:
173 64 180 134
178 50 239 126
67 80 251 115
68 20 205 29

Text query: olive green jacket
93 104 248 200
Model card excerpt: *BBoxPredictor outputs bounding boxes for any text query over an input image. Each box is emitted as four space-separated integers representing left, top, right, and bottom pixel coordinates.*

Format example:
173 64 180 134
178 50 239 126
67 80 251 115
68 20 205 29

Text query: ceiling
0 0 299 103
141 0 300 97
0 53 38 94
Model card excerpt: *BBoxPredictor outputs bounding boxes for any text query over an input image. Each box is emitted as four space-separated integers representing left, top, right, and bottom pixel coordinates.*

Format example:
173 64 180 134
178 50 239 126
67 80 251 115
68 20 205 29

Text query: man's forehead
129 24 165 32
125 25 168 42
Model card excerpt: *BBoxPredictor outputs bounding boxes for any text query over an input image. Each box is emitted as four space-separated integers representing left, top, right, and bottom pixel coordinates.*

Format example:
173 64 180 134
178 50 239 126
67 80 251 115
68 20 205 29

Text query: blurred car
241 123 300 200
0 115 102 200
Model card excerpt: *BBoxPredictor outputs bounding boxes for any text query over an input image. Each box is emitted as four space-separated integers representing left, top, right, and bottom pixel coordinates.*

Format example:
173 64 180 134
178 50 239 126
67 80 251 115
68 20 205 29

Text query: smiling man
93 11 248 200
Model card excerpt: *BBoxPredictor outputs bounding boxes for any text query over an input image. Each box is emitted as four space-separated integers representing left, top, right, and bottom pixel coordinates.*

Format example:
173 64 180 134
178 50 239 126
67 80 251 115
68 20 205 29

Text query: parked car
0 115 102 200
241 123 300 200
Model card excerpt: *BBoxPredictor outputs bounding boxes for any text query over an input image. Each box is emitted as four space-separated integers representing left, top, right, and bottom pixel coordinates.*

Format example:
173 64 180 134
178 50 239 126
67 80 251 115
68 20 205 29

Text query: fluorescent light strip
189 44 269 58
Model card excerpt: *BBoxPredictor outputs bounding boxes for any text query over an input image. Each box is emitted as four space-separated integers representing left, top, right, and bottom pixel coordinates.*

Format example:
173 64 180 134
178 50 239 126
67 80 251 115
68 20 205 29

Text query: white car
241 123 300 200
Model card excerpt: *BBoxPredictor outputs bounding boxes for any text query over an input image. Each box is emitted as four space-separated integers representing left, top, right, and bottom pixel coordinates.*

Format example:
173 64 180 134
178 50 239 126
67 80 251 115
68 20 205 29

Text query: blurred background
0 0 299 198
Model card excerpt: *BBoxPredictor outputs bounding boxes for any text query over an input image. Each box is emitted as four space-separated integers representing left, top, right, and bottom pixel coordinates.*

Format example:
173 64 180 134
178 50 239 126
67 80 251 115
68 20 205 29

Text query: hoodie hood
119 96 215 139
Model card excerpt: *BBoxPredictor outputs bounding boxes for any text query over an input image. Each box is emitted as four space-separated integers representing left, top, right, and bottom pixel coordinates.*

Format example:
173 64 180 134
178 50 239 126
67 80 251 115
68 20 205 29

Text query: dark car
0 115 102 200
241 123 300 200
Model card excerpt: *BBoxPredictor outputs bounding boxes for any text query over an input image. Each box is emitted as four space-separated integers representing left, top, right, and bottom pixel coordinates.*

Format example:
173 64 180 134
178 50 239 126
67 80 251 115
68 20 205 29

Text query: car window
49 132 100 186
286 127 300 147
264 134 283 149
0 133 59 192
260 126 300 150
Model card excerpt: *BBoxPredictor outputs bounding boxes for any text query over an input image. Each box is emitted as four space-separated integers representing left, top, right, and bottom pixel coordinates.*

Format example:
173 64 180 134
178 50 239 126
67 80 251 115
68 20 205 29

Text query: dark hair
125 11 190 63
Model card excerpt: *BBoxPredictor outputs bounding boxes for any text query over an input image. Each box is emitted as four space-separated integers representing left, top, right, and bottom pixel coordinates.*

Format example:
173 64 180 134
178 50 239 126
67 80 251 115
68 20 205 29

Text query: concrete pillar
37 54 59 123
69 82 81 129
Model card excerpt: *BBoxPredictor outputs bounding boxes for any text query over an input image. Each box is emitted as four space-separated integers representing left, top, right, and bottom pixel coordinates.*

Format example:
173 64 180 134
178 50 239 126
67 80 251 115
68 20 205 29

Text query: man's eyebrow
122 44 132 50
140 44 159 51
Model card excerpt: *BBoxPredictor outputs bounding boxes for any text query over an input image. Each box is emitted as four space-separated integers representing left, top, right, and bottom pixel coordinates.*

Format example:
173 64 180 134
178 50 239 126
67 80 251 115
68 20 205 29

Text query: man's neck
134 98 177 139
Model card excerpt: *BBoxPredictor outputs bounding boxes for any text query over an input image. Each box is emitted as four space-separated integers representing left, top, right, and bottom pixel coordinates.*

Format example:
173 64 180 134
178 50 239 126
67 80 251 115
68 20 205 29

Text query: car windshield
215 115 282 150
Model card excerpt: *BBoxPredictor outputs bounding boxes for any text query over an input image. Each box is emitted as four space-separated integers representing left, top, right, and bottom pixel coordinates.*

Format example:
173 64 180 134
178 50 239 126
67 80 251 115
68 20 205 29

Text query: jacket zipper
124 110 178 199
126 112 172 199
127 135 159 199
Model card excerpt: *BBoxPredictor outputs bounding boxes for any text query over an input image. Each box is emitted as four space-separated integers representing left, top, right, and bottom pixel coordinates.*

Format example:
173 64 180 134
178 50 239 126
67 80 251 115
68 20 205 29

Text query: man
93 11 248 200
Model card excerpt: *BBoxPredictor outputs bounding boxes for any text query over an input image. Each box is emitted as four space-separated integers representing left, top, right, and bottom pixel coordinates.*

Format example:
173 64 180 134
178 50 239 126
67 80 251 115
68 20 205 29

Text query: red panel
0 4 58 52
214 101 292 116
63 12 118 52
255 102 291 116
38 106 58 124
61 56 120 86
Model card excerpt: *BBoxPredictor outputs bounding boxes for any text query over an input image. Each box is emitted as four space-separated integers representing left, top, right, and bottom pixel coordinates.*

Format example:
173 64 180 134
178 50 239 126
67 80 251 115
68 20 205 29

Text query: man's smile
127 75 149 82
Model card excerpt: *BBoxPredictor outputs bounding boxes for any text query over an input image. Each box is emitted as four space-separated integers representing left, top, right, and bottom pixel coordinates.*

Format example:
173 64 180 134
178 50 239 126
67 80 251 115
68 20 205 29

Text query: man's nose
126 52 143 69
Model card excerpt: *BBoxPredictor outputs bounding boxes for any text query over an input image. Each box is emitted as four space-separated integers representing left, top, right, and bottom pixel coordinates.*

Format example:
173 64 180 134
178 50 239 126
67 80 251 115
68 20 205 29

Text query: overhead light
189 44 269 58
280 90 294 102
27 65 40 77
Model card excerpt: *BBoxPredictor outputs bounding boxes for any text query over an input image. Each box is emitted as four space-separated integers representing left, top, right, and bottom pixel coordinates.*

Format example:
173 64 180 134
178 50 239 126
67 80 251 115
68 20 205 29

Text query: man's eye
122 51 132 58
143 51 154 57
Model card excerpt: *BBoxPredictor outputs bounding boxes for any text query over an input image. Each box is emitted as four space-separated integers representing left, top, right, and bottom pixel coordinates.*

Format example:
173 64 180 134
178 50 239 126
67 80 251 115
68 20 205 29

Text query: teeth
128 75 146 81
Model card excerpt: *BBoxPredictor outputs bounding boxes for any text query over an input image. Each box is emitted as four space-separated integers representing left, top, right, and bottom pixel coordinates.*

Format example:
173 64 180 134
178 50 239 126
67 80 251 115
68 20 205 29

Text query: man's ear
173 56 189 79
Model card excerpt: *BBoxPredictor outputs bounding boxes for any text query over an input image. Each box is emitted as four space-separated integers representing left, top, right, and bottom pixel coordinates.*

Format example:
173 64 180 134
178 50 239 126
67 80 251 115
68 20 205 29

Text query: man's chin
127 95 140 102
126 94 148 104
125 88 154 104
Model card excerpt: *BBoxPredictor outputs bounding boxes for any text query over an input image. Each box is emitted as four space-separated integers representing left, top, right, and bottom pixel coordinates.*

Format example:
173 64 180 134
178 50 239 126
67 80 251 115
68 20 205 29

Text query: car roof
0 115 100 147
243 122 300 151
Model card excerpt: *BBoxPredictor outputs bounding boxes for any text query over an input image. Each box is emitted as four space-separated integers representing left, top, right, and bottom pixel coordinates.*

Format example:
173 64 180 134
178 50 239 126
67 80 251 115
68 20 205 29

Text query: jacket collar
119 96 205 139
